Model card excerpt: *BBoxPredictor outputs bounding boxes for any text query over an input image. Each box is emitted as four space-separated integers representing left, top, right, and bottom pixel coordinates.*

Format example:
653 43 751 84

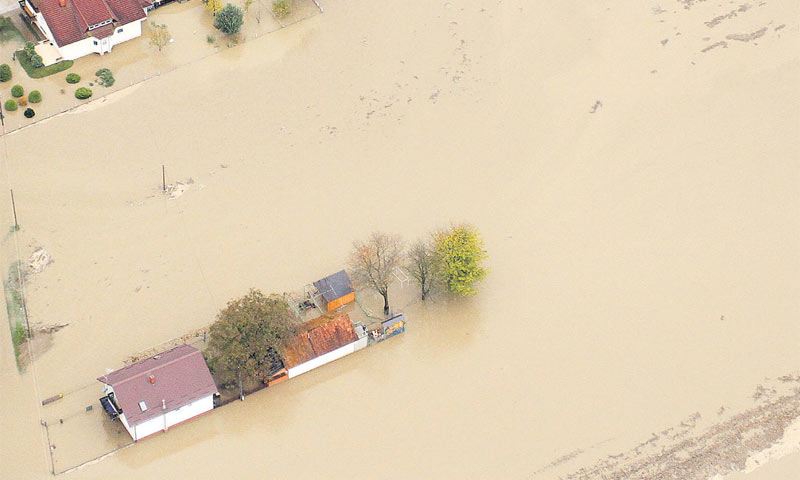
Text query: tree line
204 224 487 389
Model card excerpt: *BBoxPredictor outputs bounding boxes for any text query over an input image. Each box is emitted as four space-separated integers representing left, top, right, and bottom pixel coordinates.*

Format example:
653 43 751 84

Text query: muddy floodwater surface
1 0 798 479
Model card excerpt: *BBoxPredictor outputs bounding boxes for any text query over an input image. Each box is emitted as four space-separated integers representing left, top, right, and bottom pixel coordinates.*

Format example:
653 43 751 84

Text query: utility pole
10 189 18 230
162 165 166 193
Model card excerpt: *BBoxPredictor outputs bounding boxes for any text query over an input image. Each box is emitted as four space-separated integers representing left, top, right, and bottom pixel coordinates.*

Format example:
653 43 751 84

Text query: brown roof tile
283 315 358 368
37 0 146 48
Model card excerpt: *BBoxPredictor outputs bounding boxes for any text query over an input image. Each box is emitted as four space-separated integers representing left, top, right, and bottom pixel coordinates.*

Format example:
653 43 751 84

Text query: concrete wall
288 336 368 379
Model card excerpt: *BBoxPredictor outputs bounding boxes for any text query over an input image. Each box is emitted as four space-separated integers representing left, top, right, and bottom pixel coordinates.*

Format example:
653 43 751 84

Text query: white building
19 0 154 61
98 344 218 442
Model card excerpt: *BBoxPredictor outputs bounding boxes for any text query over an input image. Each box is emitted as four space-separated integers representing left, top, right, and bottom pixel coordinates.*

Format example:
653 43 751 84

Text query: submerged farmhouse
97 344 217 442
19 0 172 61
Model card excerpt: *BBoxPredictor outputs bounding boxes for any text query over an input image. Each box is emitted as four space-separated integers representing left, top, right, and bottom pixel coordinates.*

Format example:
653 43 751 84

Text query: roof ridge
100 346 199 385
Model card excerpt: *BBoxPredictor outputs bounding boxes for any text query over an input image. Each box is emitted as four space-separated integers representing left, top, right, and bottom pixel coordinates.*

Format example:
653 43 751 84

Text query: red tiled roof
97 345 218 427
36 0 146 48
283 315 359 368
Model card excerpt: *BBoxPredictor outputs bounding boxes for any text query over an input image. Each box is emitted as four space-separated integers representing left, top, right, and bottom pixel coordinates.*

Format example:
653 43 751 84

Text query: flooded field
1 0 798 479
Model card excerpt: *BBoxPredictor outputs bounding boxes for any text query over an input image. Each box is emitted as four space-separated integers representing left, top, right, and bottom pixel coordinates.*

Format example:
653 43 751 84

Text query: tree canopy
349 232 404 314
433 225 487 296
204 289 296 387
214 4 244 35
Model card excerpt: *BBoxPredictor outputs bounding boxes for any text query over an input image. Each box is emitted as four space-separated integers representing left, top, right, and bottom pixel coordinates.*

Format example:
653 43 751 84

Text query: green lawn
0 16 23 43
17 13 41 41
16 50 73 79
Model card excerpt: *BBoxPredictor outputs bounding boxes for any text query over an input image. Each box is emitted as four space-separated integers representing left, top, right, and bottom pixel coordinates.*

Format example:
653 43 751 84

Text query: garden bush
4 99 17 111
23 108 34 118
21 41 34 60
95 68 114 87
30 53 43 69
272 0 290 19
17 96 26 106
214 4 244 35
10 84 22 97
66 73 80 83
28 90 41 103
0 64 11 82
75 87 92 99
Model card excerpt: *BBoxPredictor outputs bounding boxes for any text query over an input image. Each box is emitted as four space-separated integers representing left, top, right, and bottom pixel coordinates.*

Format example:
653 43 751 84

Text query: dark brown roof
283 315 358 368
35 0 146 47
97 345 217 427
313 270 354 303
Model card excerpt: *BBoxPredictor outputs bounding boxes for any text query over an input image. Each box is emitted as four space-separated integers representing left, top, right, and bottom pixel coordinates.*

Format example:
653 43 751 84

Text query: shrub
206 34 215 43
0 64 11 82
23 108 34 118
214 4 244 35
95 68 114 87
4 99 17 111
75 87 92 99
28 90 41 103
272 0 290 19
17 96 26 106
10 84 22 97
66 73 80 84
30 53 43 69
21 41 34 60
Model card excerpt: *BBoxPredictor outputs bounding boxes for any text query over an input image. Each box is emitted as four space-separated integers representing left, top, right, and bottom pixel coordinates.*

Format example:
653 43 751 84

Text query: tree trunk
382 293 389 315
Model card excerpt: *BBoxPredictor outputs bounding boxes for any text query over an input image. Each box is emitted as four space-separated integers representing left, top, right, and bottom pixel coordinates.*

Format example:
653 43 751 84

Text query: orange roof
283 315 358 368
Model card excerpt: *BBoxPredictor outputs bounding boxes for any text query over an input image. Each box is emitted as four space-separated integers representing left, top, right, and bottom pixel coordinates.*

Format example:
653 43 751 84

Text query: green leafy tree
349 232 404 315
10 84 22 97
433 224 487 296
30 53 43 68
4 99 16 111
28 90 41 103
408 238 438 300
214 4 244 35
65 73 80 83
0 63 11 82
22 41 34 60
95 68 114 87
204 289 296 388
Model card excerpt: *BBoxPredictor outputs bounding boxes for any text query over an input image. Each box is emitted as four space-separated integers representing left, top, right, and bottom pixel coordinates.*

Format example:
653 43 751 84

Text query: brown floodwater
1 0 798 478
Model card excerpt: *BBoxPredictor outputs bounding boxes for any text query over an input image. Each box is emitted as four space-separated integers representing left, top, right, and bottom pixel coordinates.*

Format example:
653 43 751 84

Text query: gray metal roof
313 270 354 303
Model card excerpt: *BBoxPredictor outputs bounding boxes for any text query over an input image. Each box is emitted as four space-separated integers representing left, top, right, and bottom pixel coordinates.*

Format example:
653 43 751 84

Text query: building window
93 40 98 45
88 18 112 31
117 28 123 33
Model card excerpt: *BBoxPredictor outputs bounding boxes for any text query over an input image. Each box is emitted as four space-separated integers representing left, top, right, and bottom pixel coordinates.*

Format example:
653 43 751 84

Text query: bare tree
149 22 170 52
349 232 404 315
408 239 437 300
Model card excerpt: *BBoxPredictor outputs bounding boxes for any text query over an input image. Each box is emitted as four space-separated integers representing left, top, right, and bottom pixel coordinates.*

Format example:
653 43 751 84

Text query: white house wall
36 18 145 61
288 337 368 379
163 395 213 429
119 395 213 442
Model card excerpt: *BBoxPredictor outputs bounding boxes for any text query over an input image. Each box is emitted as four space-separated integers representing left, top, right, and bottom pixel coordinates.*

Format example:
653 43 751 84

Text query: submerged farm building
313 270 355 311
282 314 367 379
97 344 217 442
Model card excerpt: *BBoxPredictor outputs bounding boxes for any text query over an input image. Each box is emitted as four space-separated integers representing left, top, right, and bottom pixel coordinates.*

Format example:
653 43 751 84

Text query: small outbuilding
313 270 355 311
283 314 367 379
97 344 218 442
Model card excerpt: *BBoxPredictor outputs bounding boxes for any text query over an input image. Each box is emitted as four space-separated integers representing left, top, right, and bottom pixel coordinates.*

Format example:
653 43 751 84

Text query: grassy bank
16 50 73 79
0 16 24 43
4 261 28 370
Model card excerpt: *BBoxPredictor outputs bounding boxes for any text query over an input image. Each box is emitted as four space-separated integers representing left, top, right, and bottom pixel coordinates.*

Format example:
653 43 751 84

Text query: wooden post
10 189 18 230
162 165 166 193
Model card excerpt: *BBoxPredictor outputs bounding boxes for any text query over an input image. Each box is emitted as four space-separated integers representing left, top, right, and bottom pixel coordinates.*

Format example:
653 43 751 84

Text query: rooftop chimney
162 399 166 410
149 375 155 384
